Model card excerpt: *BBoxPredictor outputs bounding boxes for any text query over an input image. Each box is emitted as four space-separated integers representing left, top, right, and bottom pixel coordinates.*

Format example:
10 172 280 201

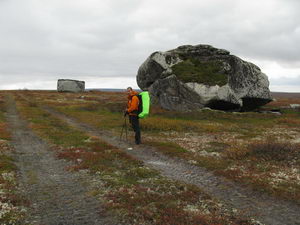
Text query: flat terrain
0 90 300 225
271 92 300 99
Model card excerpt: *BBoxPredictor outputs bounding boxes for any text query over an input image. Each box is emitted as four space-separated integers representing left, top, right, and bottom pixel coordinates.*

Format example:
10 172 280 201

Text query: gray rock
57 79 85 93
149 75 204 111
137 44 272 111
290 104 300 109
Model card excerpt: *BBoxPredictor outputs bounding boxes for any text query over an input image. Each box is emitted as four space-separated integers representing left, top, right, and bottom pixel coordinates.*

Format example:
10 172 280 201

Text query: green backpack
137 91 150 118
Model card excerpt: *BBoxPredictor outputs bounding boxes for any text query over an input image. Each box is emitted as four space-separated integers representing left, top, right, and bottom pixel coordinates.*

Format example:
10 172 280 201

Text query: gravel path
42 105 300 225
5 96 121 225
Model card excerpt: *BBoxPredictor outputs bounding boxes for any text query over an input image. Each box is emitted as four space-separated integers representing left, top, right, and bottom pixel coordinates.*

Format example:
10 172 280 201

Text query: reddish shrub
246 139 300 162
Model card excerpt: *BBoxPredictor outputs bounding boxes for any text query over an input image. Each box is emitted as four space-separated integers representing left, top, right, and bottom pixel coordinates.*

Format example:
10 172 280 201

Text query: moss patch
171 58 227 86
0 155 17 173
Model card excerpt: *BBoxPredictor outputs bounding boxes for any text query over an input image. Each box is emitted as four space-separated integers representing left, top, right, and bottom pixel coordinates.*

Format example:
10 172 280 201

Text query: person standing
125 87 141 145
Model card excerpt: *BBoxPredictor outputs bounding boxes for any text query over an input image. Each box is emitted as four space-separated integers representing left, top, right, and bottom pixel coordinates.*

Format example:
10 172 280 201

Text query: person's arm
127 96 139 113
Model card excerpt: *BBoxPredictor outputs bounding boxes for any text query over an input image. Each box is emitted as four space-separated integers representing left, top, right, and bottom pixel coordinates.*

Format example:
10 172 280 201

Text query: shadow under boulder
206 100 240 111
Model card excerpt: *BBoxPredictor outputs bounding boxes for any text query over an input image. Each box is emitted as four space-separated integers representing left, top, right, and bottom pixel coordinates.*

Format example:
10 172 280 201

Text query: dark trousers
129 115 141 144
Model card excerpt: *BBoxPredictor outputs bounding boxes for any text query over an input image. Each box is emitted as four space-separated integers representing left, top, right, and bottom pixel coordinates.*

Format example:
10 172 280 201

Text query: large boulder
57 79 85 92
137 44 272 111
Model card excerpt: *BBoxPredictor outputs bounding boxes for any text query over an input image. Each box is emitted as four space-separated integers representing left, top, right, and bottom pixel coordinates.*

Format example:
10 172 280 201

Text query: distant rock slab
137 44 272 111
57 79 85 93
290 104 300 109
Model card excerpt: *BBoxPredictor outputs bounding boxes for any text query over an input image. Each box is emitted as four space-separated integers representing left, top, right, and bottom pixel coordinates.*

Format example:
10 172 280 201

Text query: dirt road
5 95 121 225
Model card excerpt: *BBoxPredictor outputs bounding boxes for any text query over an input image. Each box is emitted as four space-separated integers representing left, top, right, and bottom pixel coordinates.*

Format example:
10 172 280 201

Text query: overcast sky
0 0 299 92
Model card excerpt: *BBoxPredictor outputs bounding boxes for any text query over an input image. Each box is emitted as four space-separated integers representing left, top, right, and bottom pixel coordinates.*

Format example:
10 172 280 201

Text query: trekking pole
120 114 128 142
120 119 124 141
124 115 128 141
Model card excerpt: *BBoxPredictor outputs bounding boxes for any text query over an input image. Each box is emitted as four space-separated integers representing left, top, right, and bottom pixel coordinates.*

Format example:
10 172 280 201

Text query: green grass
171 58 228 86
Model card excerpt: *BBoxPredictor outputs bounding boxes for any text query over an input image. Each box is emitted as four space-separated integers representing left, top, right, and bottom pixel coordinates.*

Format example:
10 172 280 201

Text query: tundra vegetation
0 95 28 224
1 90 300 224
17 90 300 203
10 92 257 225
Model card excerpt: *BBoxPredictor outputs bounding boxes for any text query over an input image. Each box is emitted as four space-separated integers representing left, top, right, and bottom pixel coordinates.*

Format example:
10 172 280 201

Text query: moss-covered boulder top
137 44 272 112
171 59 227 86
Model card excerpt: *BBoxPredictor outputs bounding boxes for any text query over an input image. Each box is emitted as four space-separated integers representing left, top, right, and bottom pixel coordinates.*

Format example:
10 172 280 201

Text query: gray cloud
0 0 299 90
271 75 300 86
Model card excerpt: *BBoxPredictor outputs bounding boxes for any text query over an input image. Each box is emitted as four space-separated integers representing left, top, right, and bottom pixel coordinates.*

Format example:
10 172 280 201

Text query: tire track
6 95 121 225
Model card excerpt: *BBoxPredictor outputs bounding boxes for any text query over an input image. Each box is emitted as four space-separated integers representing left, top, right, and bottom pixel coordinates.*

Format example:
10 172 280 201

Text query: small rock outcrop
57 79 85 93
137 44 272 111
290 104 300 109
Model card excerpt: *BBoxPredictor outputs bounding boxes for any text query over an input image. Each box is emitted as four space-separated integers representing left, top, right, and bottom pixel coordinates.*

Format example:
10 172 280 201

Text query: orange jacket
127 91 139 115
